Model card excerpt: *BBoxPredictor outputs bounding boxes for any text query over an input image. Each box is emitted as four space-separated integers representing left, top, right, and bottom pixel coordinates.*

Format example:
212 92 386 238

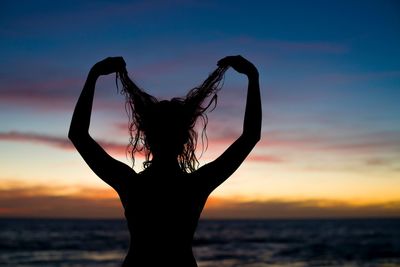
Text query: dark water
0 218 399 267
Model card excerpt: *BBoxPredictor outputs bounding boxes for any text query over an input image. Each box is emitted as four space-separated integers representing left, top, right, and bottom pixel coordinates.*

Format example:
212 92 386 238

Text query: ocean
0 218 399 267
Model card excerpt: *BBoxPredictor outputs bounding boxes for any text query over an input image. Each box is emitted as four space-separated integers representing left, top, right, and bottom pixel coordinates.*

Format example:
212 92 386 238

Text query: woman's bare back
122 167 209 266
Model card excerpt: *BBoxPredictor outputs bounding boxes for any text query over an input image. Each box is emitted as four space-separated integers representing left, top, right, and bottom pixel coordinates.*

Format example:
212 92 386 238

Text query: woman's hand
217 55 258 77
91 57 126 76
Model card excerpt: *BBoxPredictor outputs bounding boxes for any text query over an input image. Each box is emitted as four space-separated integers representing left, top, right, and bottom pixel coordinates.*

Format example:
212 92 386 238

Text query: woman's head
117 65 228 172
142 99 190 158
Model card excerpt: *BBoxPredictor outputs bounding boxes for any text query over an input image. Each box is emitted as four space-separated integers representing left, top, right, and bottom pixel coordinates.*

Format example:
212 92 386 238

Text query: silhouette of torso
122 165 209 266
69 56 261 267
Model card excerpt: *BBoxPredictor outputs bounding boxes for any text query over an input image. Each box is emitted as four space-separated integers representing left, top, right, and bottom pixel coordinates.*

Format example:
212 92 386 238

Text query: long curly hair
116 65 228 173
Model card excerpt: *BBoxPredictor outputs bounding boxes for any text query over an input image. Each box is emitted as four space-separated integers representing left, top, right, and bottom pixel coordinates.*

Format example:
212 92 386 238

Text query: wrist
88 68 100 80
246 69 259 79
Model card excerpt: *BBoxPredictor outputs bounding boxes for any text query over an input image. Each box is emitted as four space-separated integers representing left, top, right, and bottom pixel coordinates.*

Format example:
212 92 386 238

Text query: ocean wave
1 218 399 267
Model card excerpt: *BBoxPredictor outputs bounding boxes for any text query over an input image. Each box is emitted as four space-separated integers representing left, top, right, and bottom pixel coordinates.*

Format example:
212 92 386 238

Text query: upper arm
194 134 259 193
69 134 136 199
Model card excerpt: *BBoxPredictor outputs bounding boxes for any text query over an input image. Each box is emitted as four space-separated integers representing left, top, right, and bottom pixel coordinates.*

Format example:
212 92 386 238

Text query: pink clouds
0 131 72 149
248 154 284 163
3 127 399 167
0 78 81 111
3 115 400 174
0 131 128 156
257 130 400 154
0 69 130 112
0 130 284 165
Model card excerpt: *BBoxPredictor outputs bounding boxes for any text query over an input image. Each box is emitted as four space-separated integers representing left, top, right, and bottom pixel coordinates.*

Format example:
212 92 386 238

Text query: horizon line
1 216 399 221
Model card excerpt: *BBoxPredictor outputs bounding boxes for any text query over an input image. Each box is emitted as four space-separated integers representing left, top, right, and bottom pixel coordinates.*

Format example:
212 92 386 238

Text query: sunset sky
1 0 399 219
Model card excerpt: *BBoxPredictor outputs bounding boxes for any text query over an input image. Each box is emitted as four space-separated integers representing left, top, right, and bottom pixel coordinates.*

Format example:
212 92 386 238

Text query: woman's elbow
242 130 261 145
68 127 77 141
68 131 79 147
68 127 87 144
252 132 261 145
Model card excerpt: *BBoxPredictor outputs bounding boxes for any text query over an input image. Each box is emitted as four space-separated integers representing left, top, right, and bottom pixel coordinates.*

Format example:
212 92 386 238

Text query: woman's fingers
217 55 237 67
218 55 256 75
93 57 126 75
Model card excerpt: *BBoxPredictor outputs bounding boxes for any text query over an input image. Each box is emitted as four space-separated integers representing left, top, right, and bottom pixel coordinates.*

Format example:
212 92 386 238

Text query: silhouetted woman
69 55 261 266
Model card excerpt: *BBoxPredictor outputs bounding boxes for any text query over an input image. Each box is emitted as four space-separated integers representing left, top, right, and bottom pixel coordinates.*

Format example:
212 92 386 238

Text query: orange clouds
202 197 400 219
0 183 123 218
1 182 399 219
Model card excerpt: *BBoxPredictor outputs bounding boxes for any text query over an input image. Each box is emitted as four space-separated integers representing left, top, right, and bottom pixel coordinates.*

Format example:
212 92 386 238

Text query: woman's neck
150 156 181 171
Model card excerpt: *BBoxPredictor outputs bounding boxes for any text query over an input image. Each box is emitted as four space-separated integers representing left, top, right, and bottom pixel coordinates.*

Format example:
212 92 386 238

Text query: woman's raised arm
68 57 136 200
223 55 261 141
194 55 262 193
